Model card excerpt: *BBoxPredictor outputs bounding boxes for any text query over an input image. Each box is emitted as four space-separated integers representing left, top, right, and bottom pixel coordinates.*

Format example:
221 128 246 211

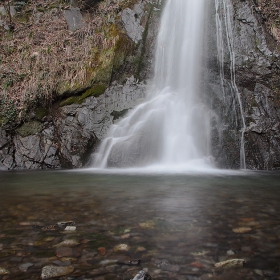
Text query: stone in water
131 270 154 280
214 259 245 269
113 244 130 252
232 227 252 233
19 262 33 272
64 226 76 231
41 265 74 279
0 267 10 275
54 239 79 247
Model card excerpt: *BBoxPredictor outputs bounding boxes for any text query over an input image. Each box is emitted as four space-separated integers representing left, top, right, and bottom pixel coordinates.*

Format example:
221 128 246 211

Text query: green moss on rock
59 96 80 107
59 84 106 107
80 84 106 100
57 46 115 98
16 121 43 137
92 47 116 84
35 107 48 120
114 33 135 69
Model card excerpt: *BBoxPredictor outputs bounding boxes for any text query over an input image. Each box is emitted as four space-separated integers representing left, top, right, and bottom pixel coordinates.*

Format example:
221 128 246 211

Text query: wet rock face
4 123 61 170
207 0 280 169
243 83 280 169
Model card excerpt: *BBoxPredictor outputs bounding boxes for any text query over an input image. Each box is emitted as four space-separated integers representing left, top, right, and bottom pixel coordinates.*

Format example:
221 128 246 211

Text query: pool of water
0 170 280 279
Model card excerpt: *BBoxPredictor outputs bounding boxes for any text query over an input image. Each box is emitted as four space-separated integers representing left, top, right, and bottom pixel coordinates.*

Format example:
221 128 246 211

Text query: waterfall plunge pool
0 170 280 279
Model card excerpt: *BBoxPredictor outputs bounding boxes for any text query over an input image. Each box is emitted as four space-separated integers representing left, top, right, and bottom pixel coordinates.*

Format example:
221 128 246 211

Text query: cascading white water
92 0 213 170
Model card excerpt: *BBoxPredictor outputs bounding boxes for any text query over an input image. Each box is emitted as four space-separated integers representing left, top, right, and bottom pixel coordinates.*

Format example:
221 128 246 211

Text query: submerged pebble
0 267 10 275
232 227 252 233
131 270 154 280
19 262 33 272
98 247 106 255
41 265 74 279
139 221 155 229
54 239 79 247
227 250 235 255
64 226 76 231
215 259 245 269
113 244 130 252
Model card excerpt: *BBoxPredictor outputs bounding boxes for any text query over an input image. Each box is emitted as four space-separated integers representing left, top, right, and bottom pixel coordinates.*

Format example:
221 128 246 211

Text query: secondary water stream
214 0 246 169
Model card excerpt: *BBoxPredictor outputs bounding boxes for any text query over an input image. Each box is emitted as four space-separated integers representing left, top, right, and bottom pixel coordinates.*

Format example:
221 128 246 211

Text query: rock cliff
207 0 280 169
0 0 161 169
0 0 280 170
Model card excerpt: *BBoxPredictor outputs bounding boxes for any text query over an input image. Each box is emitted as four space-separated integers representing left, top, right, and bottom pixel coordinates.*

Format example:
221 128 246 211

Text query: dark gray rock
64 8 84 31
55 76 146 168
13 124 60 169
206 0 280 169
0 130 14 170
19 262 33 272
0 78 147 169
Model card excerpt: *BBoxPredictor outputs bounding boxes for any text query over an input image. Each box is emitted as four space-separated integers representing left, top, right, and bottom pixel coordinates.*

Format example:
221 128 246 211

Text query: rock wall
0 0 162 170
206 0 280 169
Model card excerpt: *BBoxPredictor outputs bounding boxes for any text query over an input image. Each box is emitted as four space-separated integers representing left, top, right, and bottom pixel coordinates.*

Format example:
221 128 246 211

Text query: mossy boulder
16 121 43 137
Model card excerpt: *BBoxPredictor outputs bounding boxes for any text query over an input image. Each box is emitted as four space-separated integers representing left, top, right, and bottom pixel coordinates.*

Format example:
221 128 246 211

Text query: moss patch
93 47 116 84
59 96 80 107
114 33 135 68
16 120 43 137
59 84 106 107
35 107 48 120
80 84 106 100
0 98 18 129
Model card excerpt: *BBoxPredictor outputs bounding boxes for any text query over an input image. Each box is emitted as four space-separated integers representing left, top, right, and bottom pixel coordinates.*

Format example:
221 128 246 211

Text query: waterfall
92 0 213 170
215 0 246 169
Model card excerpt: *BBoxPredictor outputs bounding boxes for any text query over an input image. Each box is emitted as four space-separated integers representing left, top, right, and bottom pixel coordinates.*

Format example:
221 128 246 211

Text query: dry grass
254 0 280 43
0 0 133 127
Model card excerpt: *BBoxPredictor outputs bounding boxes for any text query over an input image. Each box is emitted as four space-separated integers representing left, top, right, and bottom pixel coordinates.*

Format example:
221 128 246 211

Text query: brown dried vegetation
0 0 134 128
253 0 280 43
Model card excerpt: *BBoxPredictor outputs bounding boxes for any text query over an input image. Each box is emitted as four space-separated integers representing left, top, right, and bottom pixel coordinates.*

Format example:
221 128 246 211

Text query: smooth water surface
0 170 280 279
